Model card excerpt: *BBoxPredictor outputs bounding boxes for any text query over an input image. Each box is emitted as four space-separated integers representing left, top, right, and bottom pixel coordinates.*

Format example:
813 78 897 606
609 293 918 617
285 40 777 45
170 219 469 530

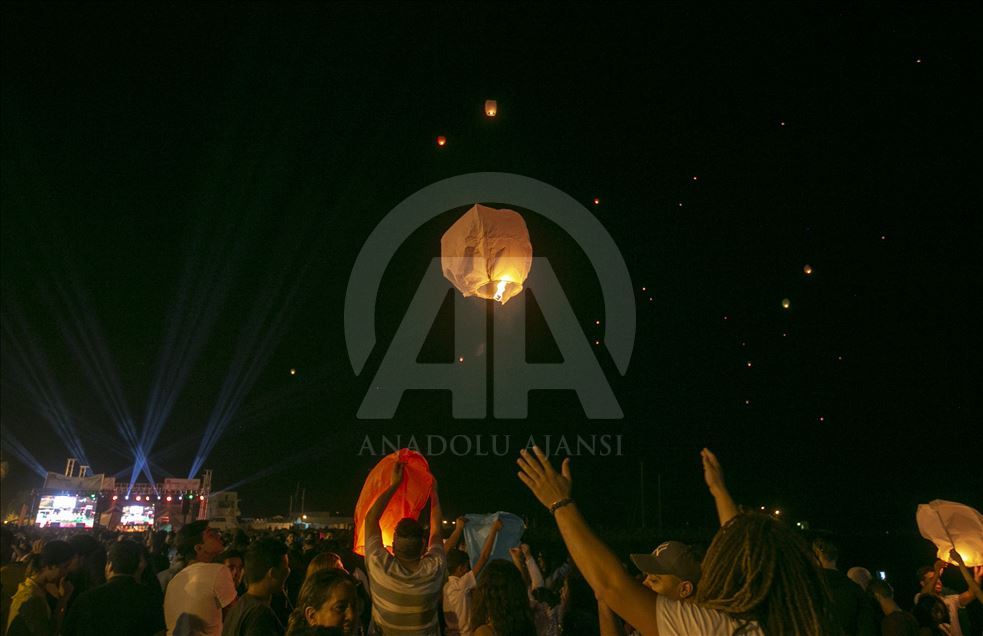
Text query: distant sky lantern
593 197 600 205
436 135 447 147
441 204 533 305
484 100 497 117
781 298 791 309
803 264 813 275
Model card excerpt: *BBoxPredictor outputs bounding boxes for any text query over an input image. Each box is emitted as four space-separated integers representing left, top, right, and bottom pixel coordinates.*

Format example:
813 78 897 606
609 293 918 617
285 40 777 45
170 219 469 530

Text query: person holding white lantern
913 556 981 636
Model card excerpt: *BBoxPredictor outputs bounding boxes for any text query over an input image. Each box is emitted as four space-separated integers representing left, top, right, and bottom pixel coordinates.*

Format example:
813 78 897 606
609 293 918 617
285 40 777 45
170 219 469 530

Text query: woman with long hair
471 560 536 636
286 569 360 636
694 512 834 633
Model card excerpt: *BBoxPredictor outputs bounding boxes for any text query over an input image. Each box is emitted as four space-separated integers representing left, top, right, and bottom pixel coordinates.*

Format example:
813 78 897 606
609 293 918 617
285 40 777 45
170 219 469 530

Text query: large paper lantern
916 500 983 567
484 100 497 117
353 449 434 556
441 204 533 305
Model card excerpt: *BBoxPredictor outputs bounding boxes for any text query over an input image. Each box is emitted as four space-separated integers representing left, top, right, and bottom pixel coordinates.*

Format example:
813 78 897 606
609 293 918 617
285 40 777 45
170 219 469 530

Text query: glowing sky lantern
484 100 497 117
781 298 791 309
441 204 533 305
917 500 983 567
353 449 434 556
436 135 447 147
803 264 813 275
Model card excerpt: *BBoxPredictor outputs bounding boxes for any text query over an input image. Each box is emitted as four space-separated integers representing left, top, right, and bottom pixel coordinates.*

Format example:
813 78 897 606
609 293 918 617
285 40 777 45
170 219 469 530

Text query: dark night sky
2 3 980 533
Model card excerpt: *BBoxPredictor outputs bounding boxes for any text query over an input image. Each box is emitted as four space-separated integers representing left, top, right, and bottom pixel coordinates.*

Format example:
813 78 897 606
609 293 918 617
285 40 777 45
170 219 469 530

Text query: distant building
208 491 240 530
247 513 353 531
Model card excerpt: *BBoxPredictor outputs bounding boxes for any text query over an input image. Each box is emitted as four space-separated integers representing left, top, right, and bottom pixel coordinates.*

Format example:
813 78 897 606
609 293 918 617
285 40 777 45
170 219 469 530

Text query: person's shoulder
657 597 761 635
423 544 446 564
363 535 387 560
193 562 229 580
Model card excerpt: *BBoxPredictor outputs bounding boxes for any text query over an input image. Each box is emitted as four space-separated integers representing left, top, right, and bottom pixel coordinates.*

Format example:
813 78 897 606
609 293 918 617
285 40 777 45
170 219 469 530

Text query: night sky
2 4 980 534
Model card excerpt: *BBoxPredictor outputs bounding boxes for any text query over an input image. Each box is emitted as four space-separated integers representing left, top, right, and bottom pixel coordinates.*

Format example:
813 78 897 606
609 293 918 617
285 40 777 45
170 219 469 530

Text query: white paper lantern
441 204 532 305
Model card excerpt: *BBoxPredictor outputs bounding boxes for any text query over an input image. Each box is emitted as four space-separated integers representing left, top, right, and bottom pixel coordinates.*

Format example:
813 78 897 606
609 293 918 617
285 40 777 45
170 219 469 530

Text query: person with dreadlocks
516 445 838 635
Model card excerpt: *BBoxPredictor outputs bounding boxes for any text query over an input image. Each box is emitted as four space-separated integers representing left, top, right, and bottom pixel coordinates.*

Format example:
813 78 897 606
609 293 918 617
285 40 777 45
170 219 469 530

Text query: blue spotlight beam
131 216 250 491
42 274 144 468
213 434 333 494
1 427 48 478
188 218 320 478
1 307 89 465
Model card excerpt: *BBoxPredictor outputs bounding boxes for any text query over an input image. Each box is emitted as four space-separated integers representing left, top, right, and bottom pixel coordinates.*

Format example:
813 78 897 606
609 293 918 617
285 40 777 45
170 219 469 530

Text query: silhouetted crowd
1 448 981 635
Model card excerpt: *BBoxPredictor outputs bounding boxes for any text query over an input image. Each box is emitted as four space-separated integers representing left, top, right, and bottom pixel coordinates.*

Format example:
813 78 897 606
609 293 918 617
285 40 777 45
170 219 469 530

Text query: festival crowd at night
2 447 981 636
3 3 981 636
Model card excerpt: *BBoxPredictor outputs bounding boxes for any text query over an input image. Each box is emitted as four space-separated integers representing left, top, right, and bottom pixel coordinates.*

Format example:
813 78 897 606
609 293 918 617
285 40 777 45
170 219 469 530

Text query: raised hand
390 461 405 488
517 446 572 510
701 448 726 494
950 549 965 566
455 516 467 526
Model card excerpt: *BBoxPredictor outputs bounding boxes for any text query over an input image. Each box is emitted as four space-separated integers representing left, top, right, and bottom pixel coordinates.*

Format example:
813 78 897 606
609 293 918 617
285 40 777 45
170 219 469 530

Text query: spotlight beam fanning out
41 272 153 484
1 427 48 478
189 218 320 479
1 305 89 465
131 217 249 491
213 434 333 494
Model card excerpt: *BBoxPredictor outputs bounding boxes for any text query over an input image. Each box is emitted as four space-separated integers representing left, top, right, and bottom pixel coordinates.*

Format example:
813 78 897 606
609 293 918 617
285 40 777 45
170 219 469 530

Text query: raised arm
445 517 467 551
428 479 443 548
510 547 532 590
702 448 738 527
517 447 661 636
473 519 503 576
598 600 628 636
950 549 983 606
366 461 404 539
522 544 545 590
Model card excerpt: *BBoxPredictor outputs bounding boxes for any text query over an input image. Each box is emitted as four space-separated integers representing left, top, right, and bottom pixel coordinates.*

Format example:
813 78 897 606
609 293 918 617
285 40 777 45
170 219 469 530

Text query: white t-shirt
655 595 763 636
163 562 237 636
443 571 477 636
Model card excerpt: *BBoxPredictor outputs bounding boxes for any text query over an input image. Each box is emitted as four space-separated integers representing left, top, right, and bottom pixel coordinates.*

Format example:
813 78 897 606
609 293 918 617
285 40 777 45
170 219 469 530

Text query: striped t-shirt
365 532 447 635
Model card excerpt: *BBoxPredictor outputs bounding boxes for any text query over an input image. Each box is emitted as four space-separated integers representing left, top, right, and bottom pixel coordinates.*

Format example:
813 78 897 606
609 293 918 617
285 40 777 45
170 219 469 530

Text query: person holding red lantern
363 461 446 635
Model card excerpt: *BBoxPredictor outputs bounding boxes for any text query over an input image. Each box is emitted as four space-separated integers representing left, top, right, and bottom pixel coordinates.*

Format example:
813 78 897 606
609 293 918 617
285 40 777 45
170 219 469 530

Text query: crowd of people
1 447 981 636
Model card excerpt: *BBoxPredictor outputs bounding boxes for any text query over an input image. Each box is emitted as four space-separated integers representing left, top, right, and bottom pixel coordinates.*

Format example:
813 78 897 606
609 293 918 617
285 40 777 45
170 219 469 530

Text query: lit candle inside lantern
485 100 497 117
493 280 508 302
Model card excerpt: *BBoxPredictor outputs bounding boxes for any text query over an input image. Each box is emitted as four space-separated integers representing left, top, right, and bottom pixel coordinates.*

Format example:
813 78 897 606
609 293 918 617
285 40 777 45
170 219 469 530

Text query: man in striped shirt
365 461 446 635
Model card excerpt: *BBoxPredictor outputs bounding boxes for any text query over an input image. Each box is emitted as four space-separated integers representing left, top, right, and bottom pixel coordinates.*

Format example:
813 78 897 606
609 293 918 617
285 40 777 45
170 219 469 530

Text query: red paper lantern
436 136 447 147
353 449 434 556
